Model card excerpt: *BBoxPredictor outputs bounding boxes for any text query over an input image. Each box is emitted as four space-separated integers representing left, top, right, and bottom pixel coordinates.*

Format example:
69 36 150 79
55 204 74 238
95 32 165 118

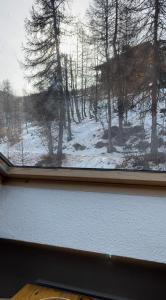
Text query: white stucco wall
0 184 166 263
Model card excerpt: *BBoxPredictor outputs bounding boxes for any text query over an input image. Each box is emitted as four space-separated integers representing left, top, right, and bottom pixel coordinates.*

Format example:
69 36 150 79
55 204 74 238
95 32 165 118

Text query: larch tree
133 0 166 160
24 0 68 166
2 80 13 159
114 0 138 133
88 0 113 153
64 54 72 141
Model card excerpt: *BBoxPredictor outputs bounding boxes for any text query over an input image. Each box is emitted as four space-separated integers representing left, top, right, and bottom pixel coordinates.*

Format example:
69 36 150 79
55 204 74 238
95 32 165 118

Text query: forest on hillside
0 0 166 170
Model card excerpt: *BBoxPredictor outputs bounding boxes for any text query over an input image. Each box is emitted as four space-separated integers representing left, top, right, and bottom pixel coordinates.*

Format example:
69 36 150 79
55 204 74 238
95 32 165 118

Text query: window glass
0 0 166 170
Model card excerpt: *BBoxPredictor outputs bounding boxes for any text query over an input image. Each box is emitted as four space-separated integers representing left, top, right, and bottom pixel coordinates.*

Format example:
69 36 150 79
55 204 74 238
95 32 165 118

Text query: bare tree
88 0 113 152
64 55 72 141
2 80 13 159
133 0 166 159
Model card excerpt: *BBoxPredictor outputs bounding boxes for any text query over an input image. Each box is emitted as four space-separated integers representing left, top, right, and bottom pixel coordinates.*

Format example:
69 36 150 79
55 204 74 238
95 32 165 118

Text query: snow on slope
63 119 124 168
0 125 47 166
1 93 166 170
0 118 124 168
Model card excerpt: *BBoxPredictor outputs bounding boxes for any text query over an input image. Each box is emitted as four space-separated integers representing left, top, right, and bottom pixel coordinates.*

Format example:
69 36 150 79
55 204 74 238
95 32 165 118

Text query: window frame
1 152 166 188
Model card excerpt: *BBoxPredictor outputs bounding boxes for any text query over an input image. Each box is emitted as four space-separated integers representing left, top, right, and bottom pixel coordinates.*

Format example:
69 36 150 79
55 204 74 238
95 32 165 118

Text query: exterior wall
0 183 166 263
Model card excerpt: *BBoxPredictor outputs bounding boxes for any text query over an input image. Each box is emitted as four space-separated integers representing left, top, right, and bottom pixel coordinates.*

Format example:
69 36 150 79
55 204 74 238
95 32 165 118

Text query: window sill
4 167 166 188
1 153 166 188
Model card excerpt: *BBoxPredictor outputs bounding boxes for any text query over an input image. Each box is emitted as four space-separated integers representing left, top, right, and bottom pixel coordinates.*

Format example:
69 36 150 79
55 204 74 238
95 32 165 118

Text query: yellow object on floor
11 284 93 300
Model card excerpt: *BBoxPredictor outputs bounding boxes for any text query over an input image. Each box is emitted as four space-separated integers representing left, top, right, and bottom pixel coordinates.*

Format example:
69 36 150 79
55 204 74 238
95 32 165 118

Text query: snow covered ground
63 119 124 168
1 95 166 170
0 125 47 166
0 118 125 169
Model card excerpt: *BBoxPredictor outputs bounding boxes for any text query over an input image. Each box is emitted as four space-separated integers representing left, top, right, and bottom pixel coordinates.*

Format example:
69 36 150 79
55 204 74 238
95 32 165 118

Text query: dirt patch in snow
36 153 66 167
73 143 86 151
95 141 108 149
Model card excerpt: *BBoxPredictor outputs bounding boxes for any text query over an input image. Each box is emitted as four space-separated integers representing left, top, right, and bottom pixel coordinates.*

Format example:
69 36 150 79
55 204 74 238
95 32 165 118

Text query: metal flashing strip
0 153 13 177
0 160 9 177
0 153 13 167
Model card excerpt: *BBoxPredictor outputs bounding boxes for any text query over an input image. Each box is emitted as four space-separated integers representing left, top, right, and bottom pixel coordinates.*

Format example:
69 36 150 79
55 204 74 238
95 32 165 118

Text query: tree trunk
51 0 66 167
94 68 99 122
73 61 81 123
113 0 125 136
83 77 87 118
69 58 77 123
65 55 72 141
151 0 159 161
105 0 112 153
81 40 84 119
151 82 158 160
47 121 54 157
107 90 112 153
118 100 123 133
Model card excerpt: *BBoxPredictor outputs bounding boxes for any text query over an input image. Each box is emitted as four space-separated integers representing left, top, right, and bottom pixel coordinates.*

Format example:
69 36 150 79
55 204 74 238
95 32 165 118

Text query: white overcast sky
0 0 90 95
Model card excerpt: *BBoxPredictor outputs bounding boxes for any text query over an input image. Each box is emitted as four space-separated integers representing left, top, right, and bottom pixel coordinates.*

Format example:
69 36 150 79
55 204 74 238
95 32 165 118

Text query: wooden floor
11 284 93 300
